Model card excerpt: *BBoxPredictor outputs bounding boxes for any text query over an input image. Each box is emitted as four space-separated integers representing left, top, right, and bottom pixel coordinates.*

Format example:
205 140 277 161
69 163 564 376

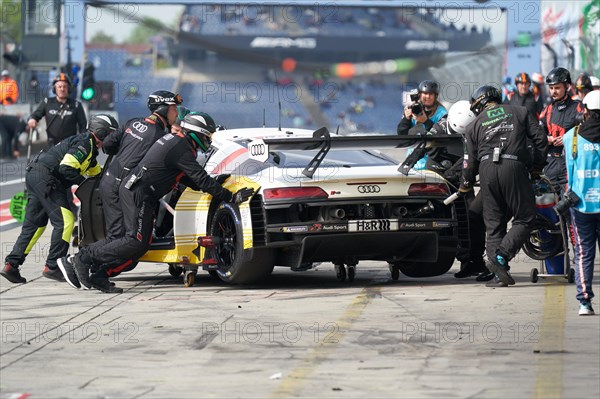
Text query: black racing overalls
99 115 169 239
461 104 547 263
78 132 233 277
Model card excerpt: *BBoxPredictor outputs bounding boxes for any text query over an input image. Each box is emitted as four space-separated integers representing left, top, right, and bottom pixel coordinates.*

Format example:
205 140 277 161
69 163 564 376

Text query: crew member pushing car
100 90 183 239
59 113 255 293
2 115 118 284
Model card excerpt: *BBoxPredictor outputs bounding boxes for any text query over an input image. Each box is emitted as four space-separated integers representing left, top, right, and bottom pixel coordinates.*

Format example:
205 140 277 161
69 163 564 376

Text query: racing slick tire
396 248 455 278
210 203 274 284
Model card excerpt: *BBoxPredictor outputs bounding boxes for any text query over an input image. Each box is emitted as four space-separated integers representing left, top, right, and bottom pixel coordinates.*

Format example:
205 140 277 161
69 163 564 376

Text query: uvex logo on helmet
150 95 177 104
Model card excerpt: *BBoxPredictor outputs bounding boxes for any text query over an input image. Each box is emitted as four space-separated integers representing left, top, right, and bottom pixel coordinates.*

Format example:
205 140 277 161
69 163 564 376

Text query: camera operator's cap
1 70 9 77
418 80 440 94
590 76 600 89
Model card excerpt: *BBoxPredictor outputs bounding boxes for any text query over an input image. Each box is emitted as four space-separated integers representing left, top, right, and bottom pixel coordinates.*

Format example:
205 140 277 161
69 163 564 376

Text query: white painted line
0 178 25 187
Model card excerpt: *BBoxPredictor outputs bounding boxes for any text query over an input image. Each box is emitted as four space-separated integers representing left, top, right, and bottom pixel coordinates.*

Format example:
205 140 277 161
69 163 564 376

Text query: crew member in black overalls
59 113 255 293
27 73 87 148
459 86 547 287
100 90 182 239
539 67 584 194
504 72 543 120
1 115 118 284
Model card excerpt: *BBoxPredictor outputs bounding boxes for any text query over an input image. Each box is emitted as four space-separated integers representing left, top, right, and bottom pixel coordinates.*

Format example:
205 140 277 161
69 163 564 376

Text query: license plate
349 219 398 232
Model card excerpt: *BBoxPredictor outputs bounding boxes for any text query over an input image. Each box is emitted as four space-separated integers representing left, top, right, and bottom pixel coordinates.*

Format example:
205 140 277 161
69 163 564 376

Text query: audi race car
77 127 468 286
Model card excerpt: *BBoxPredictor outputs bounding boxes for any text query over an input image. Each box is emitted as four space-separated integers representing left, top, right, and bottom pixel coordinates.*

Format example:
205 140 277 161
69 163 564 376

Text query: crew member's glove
231 187 254 204
45 177 58 197
457 185 473 197
530 170 543 181
215 174 231 185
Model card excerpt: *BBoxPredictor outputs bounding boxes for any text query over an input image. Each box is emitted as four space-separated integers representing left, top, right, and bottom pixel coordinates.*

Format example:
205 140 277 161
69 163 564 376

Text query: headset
52 73 73 95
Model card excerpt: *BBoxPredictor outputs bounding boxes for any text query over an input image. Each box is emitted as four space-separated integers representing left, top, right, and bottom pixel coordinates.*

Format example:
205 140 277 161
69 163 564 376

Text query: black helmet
545 67 571 85
575 72 593 92
52 72 72 87
470 85 502 115
147 90 183 117
179 112 216 152
514 72 531 84
88 114 119 141
418 80 440 94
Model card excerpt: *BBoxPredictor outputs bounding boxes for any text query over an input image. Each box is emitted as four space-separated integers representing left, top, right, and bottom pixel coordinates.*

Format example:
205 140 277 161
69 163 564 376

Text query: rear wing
247 127 464 178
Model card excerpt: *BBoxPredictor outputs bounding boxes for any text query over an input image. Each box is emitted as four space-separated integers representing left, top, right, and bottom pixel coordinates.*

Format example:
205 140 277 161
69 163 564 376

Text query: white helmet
583 90 600 111
447 100 476 134
590 75 600 89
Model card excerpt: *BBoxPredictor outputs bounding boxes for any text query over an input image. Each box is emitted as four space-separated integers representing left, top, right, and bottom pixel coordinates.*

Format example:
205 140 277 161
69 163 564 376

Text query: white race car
77 127 467 286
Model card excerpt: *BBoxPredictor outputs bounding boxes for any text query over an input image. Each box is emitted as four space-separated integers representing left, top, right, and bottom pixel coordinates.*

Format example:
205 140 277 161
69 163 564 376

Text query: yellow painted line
535 284 566 399
270 287 380 398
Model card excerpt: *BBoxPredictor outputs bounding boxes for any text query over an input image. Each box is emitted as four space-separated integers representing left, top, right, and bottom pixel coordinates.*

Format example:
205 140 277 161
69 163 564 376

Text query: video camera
409 90 423 116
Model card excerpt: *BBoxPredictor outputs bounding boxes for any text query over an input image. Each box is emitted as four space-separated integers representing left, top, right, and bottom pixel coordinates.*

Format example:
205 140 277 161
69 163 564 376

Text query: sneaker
579 302 595 316
486 275 508 288
42 265 65 282
486 255 515 286
90 274 123 294
0 263 26 284
72 255 91 290
57 256 81 289
476 270 496 282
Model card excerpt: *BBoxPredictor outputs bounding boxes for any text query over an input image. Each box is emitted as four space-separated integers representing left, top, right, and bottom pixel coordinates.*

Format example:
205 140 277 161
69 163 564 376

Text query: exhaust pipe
328 208 346 219
411 202 435 218
392 206 408 217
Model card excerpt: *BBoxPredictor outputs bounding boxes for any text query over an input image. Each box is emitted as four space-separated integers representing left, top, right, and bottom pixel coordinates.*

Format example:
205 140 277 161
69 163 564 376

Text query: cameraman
397 80 447 136
563 90 600 316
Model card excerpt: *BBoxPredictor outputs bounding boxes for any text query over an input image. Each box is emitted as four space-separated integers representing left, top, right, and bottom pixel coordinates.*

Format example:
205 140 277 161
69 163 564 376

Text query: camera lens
411 103 423 115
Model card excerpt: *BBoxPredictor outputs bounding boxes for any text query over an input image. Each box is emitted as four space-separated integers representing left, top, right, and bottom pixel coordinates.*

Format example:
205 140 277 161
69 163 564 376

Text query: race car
77 126 468 286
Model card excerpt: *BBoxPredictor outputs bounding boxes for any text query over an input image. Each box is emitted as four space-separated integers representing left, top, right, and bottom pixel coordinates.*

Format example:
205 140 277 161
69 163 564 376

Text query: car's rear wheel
396 249 455 277
210 203 274 284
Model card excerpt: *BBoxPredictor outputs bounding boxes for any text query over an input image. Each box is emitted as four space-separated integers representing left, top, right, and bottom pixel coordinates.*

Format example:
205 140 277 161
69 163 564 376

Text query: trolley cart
524 177 574 284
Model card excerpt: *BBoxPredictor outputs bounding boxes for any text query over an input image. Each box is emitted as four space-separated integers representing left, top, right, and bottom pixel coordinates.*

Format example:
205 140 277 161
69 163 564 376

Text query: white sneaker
579 302 595 316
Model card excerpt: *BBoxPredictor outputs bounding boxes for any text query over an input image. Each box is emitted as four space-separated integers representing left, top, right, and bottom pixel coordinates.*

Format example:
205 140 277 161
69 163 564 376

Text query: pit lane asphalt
0 225 598 399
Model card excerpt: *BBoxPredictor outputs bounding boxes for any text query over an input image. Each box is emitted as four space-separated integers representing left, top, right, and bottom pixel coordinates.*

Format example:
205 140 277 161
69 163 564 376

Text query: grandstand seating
87 47 175 123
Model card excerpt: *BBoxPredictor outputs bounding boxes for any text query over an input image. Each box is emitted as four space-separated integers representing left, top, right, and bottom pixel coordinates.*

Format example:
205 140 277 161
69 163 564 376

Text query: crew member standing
563 91 600 315
27 73 87 148
59 113 255 293
504 72 543 119
459 86 547 287
539 67 584 193
100 90 183 239
1 115 118 284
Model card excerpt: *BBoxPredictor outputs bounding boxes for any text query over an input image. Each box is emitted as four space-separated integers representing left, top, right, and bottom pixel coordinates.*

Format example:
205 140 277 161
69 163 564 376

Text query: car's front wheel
210 203 274 284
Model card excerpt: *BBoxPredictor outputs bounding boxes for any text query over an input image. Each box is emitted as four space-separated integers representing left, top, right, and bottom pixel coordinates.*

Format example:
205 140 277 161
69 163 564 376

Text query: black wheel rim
214 211 237 271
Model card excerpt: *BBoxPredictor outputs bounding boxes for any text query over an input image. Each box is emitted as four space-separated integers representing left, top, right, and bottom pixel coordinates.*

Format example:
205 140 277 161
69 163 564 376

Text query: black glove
231 187 254 204
530 170 543 181
215 174 231 185
45 177 58 197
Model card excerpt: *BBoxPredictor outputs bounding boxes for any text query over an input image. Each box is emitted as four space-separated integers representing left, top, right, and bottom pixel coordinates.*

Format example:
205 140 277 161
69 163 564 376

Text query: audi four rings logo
132 121 148 133
357 185 381 193
250 144 266 156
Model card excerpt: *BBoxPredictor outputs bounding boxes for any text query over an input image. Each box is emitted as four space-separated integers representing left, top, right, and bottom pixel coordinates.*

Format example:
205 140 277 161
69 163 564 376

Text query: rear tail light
263 187 329 200
408 183 450 196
